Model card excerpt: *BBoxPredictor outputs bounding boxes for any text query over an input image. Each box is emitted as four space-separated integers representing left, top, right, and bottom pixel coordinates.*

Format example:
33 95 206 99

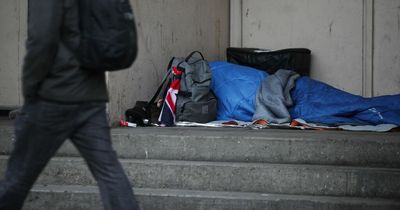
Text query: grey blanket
252 69 300 124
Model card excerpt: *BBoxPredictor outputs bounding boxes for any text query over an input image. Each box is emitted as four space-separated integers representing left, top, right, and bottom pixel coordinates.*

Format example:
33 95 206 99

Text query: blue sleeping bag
210 61 267 121
289 77 400 126
210 61 400 126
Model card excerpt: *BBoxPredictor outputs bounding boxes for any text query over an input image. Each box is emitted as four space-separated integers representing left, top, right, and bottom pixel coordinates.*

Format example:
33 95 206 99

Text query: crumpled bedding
253 69 299 124
210 61 400 126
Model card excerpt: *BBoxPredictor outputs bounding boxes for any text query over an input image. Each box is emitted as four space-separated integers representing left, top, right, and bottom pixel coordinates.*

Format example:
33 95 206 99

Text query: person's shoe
9 109 21 120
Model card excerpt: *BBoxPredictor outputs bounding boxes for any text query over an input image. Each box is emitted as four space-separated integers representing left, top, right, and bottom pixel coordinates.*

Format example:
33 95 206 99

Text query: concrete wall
0 0 27 109
2 0 399 121
373 0 400 96
231 0 400 96
0 0 230 124
107 0 230 124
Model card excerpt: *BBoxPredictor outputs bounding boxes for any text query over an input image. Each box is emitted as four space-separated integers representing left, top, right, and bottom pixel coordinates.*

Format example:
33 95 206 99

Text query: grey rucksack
171 51 217 123
125 51 216 127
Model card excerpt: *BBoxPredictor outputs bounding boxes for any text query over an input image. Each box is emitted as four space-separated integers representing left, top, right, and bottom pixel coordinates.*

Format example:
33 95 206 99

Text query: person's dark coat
23 0 108 103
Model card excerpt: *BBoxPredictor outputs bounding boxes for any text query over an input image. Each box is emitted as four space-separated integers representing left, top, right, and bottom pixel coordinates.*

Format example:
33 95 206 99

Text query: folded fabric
253 69 300 123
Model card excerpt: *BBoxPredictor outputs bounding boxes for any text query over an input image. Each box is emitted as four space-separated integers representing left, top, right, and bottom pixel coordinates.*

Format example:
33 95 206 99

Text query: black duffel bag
227 48 311 76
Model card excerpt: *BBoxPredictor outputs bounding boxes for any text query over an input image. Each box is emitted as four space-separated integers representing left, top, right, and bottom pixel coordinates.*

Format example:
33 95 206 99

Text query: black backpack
227 48 311 76
79 0 138 72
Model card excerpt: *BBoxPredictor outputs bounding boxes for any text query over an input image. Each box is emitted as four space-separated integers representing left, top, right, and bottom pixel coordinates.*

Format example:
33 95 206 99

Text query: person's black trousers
0 100 139 210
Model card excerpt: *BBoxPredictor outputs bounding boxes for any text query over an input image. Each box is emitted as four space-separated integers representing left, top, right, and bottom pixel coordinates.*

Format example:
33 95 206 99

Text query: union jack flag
158 66 183 126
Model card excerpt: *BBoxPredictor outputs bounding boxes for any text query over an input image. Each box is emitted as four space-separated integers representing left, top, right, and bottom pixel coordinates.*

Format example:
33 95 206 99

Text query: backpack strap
146 58 175 108
177 91 192 97
175 51 204 71
185 51 205 62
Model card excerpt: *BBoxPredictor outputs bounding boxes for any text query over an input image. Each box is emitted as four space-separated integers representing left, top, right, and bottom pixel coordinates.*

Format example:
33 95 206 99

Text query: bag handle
146 58 174 108
185 51 204 62
146 51 204 108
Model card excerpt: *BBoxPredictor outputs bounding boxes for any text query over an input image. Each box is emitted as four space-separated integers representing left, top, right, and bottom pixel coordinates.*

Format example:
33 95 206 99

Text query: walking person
0 0 139 209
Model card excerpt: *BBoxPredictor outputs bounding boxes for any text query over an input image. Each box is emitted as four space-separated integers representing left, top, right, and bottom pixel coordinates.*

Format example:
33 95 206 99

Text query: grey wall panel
0 0 25 109
241 0 365 95
373 0 400 96
107 0 230 124
0 0 228 122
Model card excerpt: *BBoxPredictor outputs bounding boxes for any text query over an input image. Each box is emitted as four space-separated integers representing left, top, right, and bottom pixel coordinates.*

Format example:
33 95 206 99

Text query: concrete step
2 156 399 198
1 126 400 167
24 185 400 210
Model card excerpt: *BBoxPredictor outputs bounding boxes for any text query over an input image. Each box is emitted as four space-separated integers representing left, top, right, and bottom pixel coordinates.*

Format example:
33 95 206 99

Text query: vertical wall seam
362 0 365 96
362 0 374 97
240 0 243 47
371 0 375 97
230 0 243 47
229 0 232 47
17 0 22 105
